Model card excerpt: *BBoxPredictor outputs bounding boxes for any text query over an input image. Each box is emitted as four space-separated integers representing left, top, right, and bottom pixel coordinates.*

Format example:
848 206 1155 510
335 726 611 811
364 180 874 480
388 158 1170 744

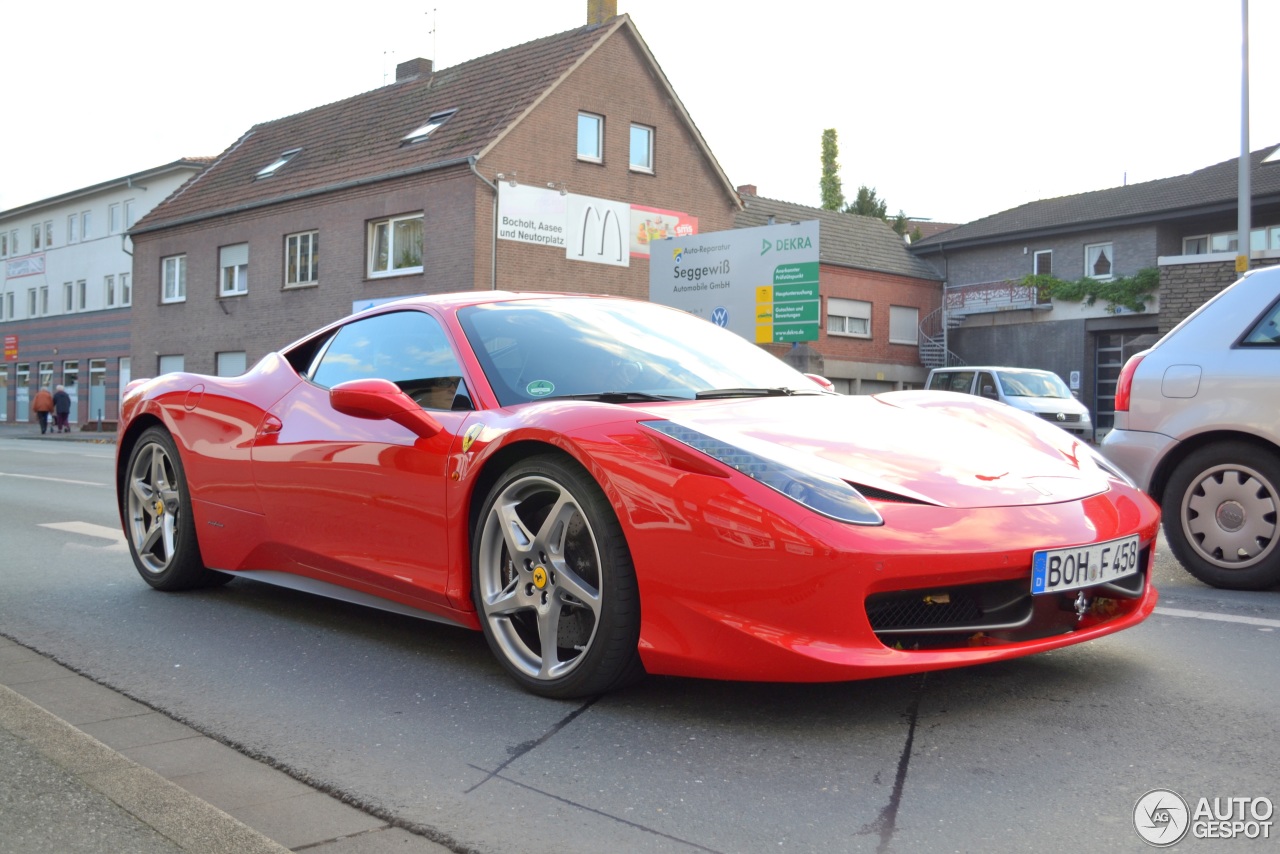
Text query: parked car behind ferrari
1102 265 1280 589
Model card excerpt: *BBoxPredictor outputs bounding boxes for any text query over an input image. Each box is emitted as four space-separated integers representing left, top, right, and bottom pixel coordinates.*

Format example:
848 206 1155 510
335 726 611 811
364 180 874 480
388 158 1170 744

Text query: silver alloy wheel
1181 462 1279 569
126 440 182 574
475 474 603 682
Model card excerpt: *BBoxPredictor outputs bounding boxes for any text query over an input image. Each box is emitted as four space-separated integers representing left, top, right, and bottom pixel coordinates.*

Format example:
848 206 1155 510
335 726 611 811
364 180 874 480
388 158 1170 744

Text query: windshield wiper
546 391 684 403
694 387 821 400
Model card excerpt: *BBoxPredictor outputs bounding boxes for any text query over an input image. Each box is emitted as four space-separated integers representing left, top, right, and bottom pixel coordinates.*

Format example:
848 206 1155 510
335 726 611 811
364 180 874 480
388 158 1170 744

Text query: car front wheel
1162 442 1280 590
123 426 228 591
472 455 642 698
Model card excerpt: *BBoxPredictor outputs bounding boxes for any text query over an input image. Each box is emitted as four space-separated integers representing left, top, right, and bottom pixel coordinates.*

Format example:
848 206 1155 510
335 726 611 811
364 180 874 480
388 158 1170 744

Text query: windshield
998 369 1072 399
457 298 817 406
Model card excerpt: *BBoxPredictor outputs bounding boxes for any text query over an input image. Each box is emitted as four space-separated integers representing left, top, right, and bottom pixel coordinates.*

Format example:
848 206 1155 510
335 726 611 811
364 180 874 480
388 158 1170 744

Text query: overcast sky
4 1 1276 225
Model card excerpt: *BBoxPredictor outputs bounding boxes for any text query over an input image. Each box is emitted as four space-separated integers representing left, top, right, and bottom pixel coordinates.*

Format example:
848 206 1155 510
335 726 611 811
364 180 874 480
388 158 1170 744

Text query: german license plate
1031 535 1141 594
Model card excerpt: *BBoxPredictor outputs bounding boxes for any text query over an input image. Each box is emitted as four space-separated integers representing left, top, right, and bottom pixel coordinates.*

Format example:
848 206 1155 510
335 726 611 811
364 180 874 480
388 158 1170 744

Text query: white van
924 366 1094 440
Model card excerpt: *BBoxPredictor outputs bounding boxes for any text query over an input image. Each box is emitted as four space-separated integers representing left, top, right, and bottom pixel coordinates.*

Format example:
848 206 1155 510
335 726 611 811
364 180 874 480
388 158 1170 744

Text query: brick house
128 8 741 377
909 144 1280 434
735 190 942 393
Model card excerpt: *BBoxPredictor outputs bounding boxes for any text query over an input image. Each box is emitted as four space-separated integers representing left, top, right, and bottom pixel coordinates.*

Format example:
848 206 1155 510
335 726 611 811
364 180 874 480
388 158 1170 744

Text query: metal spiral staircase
918 306 965 369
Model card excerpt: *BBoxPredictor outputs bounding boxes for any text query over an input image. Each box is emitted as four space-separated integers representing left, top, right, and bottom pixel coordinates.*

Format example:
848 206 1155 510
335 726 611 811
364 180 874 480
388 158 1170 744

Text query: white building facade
0 159 206 426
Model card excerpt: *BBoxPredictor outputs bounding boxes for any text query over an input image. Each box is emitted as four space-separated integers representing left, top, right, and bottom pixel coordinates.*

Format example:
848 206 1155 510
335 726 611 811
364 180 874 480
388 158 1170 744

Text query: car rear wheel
1162 442 1280 590
123 427 229 591
472 455 642 698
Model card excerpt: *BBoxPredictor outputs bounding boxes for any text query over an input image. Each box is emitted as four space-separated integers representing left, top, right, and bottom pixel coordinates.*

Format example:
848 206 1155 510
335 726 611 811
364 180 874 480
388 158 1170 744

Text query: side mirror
330 378 443 439
980 384 998 400
804 373 835 392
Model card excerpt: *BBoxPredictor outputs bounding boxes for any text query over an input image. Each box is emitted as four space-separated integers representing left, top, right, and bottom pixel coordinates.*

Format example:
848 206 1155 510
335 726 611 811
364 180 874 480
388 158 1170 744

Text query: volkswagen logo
1055 412 1066 422
711 306 729 327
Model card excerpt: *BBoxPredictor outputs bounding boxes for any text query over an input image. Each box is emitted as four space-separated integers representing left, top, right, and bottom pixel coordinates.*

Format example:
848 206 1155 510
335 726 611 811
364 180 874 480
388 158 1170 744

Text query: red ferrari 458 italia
116 293 1159 697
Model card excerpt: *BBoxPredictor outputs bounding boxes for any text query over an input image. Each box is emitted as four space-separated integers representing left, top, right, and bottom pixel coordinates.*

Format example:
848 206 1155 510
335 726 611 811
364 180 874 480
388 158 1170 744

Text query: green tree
846 186 888 219
820 129 844 211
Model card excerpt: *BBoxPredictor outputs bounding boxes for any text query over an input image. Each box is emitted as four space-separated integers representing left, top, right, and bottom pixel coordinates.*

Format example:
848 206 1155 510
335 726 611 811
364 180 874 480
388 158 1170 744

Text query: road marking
1156 606 1280 629
40 521 127 548
0 472 107 487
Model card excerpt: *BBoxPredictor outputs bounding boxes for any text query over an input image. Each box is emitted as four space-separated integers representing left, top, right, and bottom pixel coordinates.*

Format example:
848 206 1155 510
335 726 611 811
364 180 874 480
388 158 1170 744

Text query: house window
27 289 36 316
889 305 919 345
403 111 455 144
81 211 91 240
827 297 871 338
216 351 248 376
162 255 187 303
285 231 319 286
219 243 249 296
8 230 18 255
1033 250 1052 276
44 221 52 248
39 286 49 315
158 354 185 374
109 204 121 234
67 214 79 243
629 124 653 172
1183 235 1209 254
77 280 87 310
32 224 42 250
577 112 603 162
124 200 136 228
64 282 74 312
1085 242 1113 279
368 214 423 277
3 292 10 320
120 273 131 306
105 275 116 307
0 232 7 256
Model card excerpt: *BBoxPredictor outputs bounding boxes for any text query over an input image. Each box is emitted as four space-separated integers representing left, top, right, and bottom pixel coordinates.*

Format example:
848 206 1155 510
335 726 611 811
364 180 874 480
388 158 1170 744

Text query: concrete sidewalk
0 636 456 853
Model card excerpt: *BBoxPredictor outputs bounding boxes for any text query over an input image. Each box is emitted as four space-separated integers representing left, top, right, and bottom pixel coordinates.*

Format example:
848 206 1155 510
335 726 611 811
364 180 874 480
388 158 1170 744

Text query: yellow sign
1236 255 1249 273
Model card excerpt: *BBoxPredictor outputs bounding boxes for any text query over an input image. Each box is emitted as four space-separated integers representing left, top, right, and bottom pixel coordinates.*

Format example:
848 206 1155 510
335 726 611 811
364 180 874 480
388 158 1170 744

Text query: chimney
736 184 758 197
396 58 433 83
587 0 617 24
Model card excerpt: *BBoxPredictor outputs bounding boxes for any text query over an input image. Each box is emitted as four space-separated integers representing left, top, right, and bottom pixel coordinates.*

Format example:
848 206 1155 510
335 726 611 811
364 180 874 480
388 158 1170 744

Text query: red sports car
117 293 1159 698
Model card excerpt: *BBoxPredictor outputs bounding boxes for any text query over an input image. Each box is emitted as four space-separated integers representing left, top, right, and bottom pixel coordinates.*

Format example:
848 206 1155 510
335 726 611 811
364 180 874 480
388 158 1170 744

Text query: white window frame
1033 249 1052 276
577 112 603 163
1085 242 1114 280
256 148 301 178
32 224 42 250
77 279 87 311
403 111 455 144
629 123 654 173
67 214 79 244
162 255 187 303
889 305 919 346
64 282 74 312
215 351 248 377
1182 235 1209 254
285 231 319 287
27 289 36 316
39 285 49 315
81 211 91 240
124 200 136 228
219 243 249 297
105 274 116 307
826 297 871 338
109 204 120 234
120 272 132 306
0 232 7 257
368 214 423 277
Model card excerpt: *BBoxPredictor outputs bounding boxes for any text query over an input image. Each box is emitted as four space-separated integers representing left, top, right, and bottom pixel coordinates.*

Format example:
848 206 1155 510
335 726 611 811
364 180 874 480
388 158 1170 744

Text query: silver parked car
1102 265 1280 589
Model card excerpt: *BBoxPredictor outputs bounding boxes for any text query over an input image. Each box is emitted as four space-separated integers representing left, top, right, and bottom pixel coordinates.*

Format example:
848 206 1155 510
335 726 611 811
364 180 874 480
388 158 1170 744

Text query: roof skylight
403 110 457 144
256 148 302 178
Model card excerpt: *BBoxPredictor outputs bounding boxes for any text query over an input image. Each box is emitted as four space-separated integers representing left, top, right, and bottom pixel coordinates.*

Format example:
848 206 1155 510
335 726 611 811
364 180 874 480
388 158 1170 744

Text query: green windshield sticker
526 380 555 397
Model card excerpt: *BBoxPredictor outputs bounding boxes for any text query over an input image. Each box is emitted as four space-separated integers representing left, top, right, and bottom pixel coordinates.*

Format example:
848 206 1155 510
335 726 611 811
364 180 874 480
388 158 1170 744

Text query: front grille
1036 411 1081 424
866 580 1030 634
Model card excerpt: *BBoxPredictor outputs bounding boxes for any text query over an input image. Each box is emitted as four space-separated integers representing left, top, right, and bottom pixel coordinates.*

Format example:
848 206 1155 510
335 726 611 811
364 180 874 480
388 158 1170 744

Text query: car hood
646 391 1110 509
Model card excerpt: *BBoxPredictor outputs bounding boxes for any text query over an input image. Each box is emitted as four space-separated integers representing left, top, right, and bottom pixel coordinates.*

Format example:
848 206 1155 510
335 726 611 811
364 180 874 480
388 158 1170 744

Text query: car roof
929 366 1059 374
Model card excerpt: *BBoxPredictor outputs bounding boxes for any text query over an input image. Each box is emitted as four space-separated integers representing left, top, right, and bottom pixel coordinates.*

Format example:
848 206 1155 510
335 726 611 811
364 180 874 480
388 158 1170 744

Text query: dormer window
256 148 301 178
403 110 456 144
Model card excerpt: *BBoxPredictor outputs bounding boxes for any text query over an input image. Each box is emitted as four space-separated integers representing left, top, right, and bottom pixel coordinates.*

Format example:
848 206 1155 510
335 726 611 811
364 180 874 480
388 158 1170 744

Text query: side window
976 372 999 399
931 371 975 393
1241 299 1280 346
309 311 469 410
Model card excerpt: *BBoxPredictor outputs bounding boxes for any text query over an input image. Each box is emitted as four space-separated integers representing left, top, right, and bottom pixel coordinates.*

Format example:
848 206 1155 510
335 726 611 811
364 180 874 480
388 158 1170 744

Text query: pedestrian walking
52 385 71 433
32 386 54 435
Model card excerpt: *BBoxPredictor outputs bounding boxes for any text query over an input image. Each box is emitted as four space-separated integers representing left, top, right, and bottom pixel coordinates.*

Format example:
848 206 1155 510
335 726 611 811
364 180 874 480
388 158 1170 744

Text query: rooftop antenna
429 7 437 65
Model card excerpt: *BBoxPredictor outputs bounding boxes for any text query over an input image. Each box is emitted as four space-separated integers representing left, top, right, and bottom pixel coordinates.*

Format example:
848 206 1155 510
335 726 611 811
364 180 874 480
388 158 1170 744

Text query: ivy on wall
1019 267 1160 314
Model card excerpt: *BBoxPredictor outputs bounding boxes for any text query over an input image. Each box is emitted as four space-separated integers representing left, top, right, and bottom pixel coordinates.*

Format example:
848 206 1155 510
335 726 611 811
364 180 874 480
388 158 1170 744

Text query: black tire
1162 441 1280 590
472 454 643 698
122 426 229 591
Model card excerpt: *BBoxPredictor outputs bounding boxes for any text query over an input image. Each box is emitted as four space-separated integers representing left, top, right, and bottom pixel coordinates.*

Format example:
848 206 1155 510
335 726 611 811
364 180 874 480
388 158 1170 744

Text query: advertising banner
649 220 821 343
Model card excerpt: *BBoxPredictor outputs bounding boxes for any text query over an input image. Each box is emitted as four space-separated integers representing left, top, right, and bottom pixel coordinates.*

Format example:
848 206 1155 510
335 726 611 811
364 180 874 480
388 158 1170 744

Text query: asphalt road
2 435 1278 853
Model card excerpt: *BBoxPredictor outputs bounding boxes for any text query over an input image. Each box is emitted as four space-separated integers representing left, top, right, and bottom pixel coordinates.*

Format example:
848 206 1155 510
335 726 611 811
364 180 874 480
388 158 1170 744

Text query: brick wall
1156 258 1280 335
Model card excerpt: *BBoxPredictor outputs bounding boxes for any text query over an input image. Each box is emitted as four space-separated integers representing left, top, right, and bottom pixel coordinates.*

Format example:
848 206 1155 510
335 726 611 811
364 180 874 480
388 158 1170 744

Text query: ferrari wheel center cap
532 565 549 589
154 499 166 516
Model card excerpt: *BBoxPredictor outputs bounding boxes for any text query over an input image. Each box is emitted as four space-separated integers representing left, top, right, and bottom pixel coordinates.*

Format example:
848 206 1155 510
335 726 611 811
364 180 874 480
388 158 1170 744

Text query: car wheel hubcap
127 443 180 574
477 475 602 681
1183 464 1278 569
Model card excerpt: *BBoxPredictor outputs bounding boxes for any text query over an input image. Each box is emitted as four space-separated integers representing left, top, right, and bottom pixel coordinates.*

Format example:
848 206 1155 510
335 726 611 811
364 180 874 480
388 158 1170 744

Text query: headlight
642 420 884 525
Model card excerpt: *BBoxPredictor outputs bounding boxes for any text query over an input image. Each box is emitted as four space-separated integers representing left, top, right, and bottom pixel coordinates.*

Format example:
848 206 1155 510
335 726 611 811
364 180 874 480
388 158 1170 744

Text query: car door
250 309 474 610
